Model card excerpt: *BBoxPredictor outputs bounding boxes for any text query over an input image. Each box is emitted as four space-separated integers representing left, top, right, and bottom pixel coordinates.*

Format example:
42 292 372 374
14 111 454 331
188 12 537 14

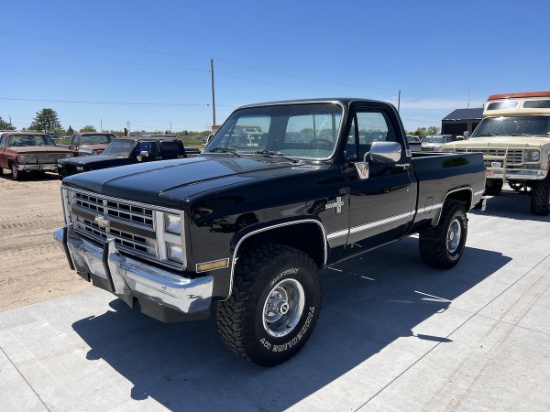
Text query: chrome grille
63 187 186 270
26 153 66 164
71 191 158 261
76 192 154 229
454 148 524 165
75 214 155 255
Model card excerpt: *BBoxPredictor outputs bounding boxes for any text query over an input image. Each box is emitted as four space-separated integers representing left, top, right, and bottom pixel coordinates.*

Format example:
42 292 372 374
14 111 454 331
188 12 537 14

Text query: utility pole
211 58 216 127
397 90 401 112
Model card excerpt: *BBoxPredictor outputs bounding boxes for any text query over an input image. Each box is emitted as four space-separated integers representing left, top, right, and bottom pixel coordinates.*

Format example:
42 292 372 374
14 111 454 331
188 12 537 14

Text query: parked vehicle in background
57 135 196 177
56 132 116 156
421 135 454 152
54 98 486 366
142 134 201 157
0 131 73 180
443 91 550 215
406 135 422 152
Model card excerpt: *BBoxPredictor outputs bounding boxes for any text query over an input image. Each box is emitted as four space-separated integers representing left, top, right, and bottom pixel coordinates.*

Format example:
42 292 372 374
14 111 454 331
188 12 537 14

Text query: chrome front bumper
54 226 213 318
18 163 58 172
486 168 548 181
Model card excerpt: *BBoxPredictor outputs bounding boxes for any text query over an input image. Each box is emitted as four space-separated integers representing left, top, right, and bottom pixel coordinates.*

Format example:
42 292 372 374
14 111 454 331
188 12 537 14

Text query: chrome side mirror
354 141 402 180
137 150 149 162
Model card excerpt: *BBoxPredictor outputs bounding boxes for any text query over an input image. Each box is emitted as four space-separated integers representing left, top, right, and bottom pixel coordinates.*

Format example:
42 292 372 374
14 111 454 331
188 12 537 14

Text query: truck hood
10 146 73 154
63 155 314 208
60 153 126 165
80 143 109 149
444 136 550 150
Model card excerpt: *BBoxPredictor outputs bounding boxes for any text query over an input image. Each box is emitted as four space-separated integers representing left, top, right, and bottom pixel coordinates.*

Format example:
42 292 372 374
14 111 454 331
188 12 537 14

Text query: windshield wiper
253 150 299 163
208 146 240 156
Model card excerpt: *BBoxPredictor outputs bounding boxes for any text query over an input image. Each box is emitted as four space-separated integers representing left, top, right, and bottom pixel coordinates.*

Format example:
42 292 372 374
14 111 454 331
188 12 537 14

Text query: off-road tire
530 177 550 216
216 243 321 366
419 201 468 269
485 180 503 196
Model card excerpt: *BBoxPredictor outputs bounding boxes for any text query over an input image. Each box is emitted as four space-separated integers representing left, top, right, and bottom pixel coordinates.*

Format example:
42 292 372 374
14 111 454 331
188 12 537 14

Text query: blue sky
1 0 548 134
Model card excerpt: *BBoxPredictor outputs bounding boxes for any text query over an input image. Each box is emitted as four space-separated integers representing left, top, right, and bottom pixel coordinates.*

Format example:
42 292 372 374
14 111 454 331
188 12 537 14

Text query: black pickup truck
56 135 200 177
54 98 486 366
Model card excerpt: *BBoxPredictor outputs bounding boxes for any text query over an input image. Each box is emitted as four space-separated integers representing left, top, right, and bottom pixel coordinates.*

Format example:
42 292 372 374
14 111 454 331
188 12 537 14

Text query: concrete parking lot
1 188 550 411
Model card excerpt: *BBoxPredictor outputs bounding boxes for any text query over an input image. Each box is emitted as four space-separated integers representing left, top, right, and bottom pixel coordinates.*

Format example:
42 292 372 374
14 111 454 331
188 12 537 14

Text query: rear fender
430 187 474 227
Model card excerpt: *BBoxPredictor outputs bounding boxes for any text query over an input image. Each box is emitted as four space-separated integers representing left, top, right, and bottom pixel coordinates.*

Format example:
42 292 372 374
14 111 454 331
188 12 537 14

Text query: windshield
421 136 452 144
472 116 550 138
101 139 137 155
206 103 343 160
81 134 115 144
9 135 56 147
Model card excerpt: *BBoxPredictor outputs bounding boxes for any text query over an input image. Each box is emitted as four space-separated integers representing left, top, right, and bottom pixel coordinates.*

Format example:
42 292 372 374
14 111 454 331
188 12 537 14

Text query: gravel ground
0 171 90 311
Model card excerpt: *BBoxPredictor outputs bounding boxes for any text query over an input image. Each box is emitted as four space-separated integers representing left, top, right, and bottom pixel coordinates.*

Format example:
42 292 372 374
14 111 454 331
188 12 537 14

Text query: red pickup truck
0 131 73 180
57 132 116 156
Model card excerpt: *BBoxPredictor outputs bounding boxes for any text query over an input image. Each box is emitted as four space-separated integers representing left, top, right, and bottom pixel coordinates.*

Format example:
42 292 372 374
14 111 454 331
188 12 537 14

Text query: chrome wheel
262 278 305 338
447 218 462 254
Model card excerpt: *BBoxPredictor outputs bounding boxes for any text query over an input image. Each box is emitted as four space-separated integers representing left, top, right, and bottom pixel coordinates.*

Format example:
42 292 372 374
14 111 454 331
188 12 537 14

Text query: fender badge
325 196 344 214
94 215 110 229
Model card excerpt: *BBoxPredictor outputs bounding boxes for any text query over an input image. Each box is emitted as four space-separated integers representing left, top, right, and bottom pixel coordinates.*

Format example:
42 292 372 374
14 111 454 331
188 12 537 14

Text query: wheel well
445 188 472 209
236 222 325 268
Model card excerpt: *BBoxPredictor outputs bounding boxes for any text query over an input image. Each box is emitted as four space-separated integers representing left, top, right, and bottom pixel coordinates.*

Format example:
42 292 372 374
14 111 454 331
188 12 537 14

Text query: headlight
165 213 182 234
525 151 540 162
18 155 28 163
166 242 183 263
76 166 84 172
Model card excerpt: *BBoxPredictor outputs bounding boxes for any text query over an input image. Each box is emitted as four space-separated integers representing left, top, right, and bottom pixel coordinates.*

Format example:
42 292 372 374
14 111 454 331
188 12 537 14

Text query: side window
356 111 396 143
71 135 79 146
138 141 159 157
354 110 399 160
0 135 5 148
159 141 181 158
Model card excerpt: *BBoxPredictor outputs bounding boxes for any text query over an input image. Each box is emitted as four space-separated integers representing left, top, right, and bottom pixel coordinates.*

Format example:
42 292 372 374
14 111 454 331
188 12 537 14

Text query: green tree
29 108 61 132
66 125 75 135
0 116 15 130
426 126 441 135
80 125 96 132
412 126 440 136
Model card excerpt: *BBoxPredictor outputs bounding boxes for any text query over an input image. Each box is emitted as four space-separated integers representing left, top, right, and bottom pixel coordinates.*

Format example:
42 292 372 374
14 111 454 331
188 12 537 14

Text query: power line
0 97 208 106
0 47 207 73
0 30 210 60
0 30 397 93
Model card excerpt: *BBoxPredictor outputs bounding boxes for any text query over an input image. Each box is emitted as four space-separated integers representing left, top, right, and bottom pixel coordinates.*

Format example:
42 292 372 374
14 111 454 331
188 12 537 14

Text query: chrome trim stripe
228 219 328 299
349 211 414 235
417 203 444 215
327 229 348 240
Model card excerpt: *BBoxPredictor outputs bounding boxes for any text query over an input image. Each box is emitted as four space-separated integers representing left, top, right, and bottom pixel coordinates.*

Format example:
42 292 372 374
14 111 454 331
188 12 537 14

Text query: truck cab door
70 134 79 152
0 135 6 168
344 108 416 251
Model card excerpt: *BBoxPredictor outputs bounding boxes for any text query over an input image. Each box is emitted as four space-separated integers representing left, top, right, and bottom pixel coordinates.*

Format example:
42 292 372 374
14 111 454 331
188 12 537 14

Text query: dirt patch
0 171 91 312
